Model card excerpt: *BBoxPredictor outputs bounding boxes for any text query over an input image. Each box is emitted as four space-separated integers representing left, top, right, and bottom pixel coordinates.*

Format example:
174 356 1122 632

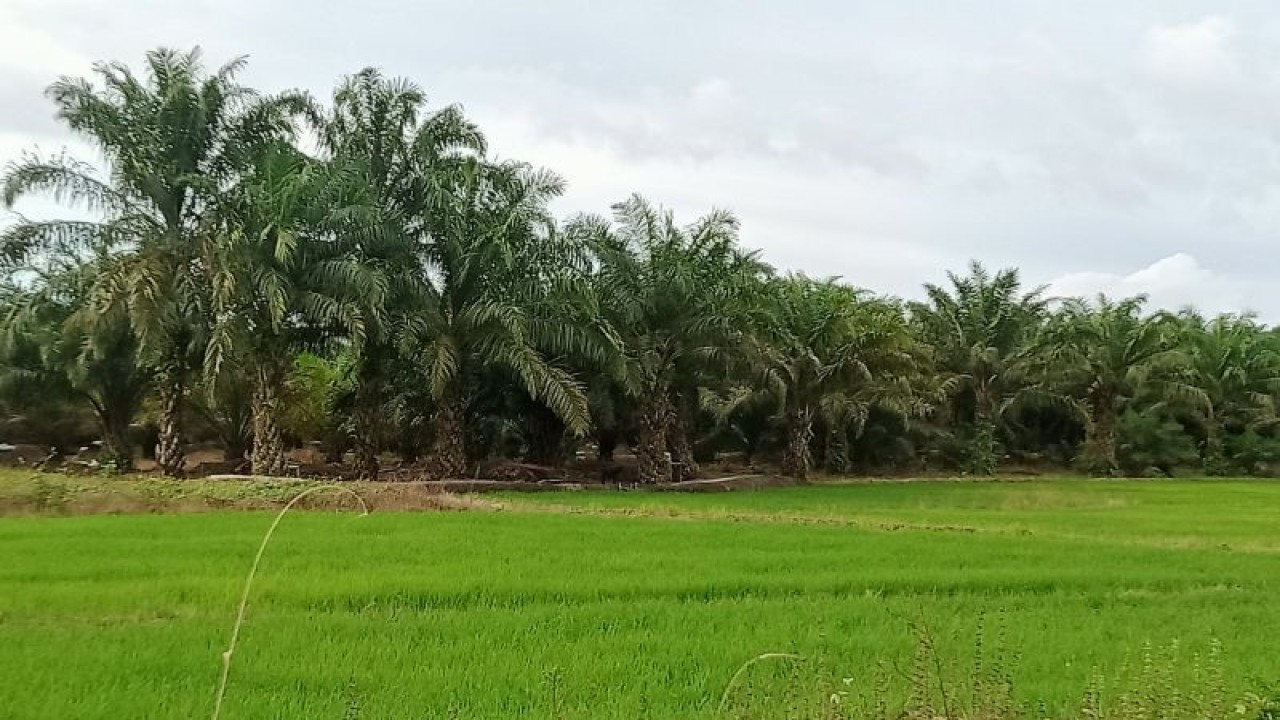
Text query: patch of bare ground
0 473 502 517
0 468 805 518
662 474 805 491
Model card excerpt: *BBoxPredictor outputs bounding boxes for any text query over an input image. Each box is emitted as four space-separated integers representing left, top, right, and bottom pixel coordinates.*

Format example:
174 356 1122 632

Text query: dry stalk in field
211 485 369 720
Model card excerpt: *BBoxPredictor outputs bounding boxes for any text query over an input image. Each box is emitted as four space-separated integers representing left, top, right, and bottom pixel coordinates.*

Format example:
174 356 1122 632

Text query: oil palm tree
310 68 486 477
1 47 301 475
404 159 605 478
204 143 377 476
581 195 767 484
751 275 924 478
1037 295 1185 476
0 257 149 471
188 366 254 467
1172 312 1280 474
909 261 1048 475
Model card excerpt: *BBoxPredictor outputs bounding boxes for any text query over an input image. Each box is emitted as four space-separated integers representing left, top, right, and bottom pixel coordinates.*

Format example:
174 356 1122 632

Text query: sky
3 0 1280 320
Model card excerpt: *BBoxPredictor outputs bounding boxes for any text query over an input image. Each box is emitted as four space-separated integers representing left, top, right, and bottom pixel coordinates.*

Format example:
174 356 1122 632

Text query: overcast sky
4 1 1280 319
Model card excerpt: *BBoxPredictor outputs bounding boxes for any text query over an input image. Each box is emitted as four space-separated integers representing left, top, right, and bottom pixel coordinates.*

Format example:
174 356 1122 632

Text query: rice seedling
1 474 1278 718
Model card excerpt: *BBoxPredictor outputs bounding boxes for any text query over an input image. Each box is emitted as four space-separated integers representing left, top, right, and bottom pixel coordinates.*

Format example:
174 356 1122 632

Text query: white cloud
689 77 736 110
0 14 95 138
0 19 91 79
1048 253 1267 319
1141 17 1240 87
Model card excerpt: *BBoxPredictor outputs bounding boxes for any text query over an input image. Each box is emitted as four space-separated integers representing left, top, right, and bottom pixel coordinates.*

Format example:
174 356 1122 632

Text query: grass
499 478 1280 553
1 472 1278 718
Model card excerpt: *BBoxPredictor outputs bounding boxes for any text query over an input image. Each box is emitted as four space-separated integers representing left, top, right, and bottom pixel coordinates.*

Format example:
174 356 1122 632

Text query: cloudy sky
4 1 1280 319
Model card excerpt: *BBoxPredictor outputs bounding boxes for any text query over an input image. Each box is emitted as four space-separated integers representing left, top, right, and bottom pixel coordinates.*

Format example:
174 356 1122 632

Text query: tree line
2 48 1279 481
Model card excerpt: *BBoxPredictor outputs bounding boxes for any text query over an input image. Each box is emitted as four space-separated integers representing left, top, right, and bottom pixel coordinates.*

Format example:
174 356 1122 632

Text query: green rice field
2 475 1279 718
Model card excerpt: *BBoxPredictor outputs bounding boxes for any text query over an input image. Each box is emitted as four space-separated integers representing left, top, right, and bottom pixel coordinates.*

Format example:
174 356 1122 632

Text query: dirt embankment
0 469 810 517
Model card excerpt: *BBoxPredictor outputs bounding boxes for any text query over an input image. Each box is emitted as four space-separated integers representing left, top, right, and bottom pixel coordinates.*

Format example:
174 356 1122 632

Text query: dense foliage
3 48 1279 479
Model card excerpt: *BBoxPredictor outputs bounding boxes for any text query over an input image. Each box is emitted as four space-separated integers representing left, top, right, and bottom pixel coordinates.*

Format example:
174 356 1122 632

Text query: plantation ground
1 475 1279 718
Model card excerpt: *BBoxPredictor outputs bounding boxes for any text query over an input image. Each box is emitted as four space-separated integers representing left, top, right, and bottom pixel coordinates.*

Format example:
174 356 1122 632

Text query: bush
1116 410 1199 477
1224 430 1280 477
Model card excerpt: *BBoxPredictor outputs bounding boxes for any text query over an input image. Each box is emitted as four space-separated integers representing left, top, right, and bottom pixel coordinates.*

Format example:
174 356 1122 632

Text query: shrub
1116 410 1199 477
1224 430 1280 477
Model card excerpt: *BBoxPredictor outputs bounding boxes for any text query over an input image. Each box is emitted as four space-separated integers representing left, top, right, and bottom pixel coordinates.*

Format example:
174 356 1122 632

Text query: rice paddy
1 475 1278 718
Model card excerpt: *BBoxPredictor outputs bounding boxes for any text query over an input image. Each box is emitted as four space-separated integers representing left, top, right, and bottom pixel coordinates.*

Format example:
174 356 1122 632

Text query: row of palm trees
2 48 1279 481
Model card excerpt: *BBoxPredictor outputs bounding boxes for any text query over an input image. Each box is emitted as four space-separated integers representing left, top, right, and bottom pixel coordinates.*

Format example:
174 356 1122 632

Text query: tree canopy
3 47 1279 480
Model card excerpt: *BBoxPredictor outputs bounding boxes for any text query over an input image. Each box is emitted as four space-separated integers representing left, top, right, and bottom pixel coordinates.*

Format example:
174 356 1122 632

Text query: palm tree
0 258 149 471
1 47 301 475
405 159 605 478
1173 312 1280 474
187 367 254 468
1038 295 1183 476
909 261 1048 475
749 275 923 479
204 143 375 476
281 352 354 464
700 383 781 466
582 196 766 484
311 68 486 478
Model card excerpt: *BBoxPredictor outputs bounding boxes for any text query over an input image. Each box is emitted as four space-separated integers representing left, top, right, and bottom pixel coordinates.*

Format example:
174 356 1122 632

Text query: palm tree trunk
427 394 467 479
1084 395 1119 477
155 377 186 477
968 419 997 476
596 428 618 461
106 444 133 474
352 432 379 479
1203 417 1226 476
667 395 699 482
94 407 134 474
526 403 569 467
966 394 998 476
826 424 850 475
1094 410 1118 477
324 441 345 465
782 406 814 479
636 395 672 484
394 435 419 465
249 365 287 477
351 403 380 480
349 372 383 478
